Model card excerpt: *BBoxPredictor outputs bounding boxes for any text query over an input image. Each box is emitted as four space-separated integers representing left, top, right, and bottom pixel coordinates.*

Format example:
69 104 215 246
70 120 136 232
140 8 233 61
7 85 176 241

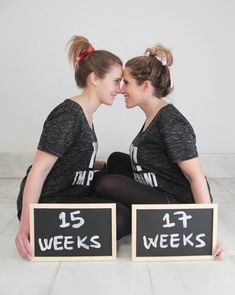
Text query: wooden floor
0 177 235 295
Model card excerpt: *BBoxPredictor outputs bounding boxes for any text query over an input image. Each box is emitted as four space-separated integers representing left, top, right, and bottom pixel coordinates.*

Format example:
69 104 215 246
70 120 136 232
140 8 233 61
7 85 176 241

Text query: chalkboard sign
132 204 218 261
30 203 116 261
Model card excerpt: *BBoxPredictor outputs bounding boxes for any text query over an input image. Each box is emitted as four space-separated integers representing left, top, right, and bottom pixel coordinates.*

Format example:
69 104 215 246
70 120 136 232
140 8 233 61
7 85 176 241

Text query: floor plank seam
0 215 16 234
48 262 61 295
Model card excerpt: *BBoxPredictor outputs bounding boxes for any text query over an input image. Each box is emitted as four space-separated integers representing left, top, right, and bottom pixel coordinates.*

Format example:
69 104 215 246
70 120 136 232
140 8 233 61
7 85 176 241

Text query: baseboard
0 153 235 178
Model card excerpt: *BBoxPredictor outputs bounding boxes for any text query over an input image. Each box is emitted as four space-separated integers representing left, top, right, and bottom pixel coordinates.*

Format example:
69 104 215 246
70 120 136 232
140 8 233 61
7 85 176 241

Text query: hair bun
145 43 173 67
67 35 92 67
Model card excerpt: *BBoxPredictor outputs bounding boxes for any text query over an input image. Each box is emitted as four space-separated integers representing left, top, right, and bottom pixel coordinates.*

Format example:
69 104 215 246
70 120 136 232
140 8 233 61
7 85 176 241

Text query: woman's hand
15 150 58 260
213 240 224 260
94 160 107 170
15 231 33 260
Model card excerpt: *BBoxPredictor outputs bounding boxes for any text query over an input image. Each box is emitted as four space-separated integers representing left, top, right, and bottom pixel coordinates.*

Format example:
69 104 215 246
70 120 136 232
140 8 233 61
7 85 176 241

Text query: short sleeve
159 111 198 163
38 111 76 158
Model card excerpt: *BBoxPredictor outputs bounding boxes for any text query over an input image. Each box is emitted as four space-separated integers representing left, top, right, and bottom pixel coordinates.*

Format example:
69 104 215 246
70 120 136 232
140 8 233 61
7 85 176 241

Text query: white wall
0 0 235 156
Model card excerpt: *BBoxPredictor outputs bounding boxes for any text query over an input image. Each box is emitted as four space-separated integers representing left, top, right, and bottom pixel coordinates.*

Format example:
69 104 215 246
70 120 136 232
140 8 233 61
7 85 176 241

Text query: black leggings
95 152 213 206
17 168 131 240
95 152 174 207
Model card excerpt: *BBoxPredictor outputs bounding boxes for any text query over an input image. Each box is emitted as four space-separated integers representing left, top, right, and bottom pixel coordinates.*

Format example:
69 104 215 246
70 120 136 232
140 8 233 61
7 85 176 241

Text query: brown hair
67 36 122 88
125 43 173 98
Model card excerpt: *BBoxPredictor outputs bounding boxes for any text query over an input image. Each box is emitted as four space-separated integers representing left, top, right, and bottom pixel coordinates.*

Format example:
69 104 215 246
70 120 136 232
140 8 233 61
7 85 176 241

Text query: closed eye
123 79 128 85
114 79 121 85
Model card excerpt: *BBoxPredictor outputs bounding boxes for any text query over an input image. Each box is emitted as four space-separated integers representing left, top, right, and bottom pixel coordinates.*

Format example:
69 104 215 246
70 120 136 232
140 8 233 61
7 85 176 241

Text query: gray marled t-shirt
24 99 98 202
38 99 98 200
130 104 198 203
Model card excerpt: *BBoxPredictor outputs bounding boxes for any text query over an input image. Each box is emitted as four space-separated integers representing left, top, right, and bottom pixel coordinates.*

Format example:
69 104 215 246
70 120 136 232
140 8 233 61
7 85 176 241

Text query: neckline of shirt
65 98 96 134
139 103 174 135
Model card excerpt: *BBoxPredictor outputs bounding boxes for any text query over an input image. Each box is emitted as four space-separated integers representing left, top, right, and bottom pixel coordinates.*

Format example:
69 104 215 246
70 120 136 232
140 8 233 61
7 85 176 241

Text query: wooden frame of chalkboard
30 203 116 261
132 204 218 261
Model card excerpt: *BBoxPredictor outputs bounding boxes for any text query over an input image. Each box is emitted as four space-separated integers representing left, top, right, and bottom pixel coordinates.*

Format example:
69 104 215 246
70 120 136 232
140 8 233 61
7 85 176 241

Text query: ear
89 72 99 86
142 80 151 91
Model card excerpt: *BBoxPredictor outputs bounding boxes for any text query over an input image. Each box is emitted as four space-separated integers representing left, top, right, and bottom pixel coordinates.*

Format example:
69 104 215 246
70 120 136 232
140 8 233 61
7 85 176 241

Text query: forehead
109 64 123 77
123 67 134 80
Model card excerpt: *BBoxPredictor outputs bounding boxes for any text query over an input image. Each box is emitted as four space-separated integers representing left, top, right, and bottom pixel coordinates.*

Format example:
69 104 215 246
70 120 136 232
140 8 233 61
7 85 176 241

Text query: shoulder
157 104 198 162
159 104 194 130
40 99 85 136
159 104 187 122
157 104 196 141
43 99 85 130
46 99 81 120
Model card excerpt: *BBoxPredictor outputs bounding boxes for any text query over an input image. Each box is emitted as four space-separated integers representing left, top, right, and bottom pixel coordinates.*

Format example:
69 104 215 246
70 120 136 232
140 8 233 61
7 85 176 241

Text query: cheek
102 83 112 94
131 90 141 102
129 87 136 96
107 82 114 91
125 85 131 93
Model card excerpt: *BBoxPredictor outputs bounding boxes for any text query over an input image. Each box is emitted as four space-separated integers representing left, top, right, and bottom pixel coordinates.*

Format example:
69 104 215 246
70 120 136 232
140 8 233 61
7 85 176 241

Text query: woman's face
96 64 123 105
121 67 144 108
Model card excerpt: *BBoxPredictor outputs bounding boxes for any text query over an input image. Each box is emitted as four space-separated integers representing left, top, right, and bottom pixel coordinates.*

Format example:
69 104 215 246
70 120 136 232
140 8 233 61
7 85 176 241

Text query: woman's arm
15 150 58 260
177 157 211 203
94 160 106 170
177 157 223 259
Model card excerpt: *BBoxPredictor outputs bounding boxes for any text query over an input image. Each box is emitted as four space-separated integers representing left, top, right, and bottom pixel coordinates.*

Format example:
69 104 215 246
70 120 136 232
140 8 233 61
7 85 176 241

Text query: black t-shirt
26 99 98 201
130 104 198 203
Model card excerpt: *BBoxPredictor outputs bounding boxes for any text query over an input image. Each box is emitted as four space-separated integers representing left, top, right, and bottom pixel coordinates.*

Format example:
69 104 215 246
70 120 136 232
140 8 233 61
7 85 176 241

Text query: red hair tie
75 47 95 65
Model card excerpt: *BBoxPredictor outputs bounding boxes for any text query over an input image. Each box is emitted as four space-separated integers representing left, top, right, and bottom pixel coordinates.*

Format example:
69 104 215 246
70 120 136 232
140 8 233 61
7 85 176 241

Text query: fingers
214 247 224 260
213 241 224 260
15 233 33 260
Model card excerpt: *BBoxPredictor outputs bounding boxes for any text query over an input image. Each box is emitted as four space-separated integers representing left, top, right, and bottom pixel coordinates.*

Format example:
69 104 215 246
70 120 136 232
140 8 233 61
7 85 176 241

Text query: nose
116 85 125 94
119 84 125 94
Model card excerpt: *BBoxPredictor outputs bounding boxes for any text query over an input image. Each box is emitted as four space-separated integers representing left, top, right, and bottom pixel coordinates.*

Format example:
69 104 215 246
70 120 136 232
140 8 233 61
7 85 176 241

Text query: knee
94 174 115 196
107 152 124 167
107 152 130 174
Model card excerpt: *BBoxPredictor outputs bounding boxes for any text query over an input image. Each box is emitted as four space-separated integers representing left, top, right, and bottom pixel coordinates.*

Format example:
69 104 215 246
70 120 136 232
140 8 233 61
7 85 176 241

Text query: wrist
102 160 107 170
19 220 30 235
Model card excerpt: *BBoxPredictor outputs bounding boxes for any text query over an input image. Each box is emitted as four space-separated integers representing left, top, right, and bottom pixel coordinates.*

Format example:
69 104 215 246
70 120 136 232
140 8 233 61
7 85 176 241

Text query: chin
104 100 114 106
125 103 134 109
